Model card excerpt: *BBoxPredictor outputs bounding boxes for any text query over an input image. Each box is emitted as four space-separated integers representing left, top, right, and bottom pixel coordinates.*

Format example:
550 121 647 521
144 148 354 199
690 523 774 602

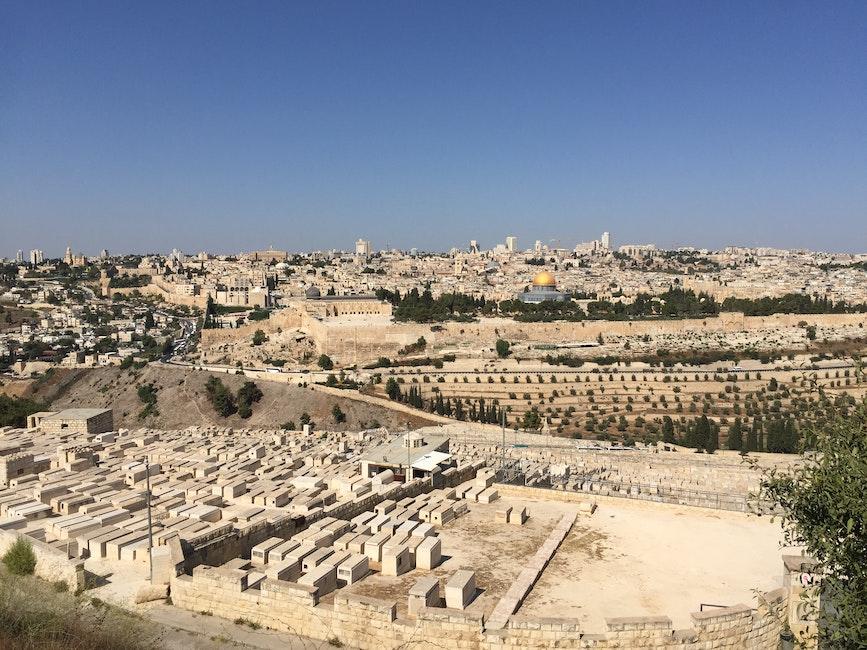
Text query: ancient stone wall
200 308 303 346
201 309 867 366
307 311 867 365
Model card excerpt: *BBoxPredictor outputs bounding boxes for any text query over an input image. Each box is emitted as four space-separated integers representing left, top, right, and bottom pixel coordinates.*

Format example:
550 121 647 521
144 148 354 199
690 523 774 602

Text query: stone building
27 408 114 435
518 271 568 303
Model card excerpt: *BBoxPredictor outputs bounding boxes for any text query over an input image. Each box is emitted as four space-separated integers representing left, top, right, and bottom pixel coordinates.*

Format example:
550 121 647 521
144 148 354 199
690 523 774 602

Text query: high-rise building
29 250 44 265
505 235 518 253
15 250 24 263
101 249 109 259
469 240 479 254
64 246 73 265
355 239 372 256
601 232 611 250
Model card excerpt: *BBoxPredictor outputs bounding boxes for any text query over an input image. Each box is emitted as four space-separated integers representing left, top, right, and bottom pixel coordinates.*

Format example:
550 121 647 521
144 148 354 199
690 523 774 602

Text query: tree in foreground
318 354 334 370
756 394 866 647
495 339 511 358
2 537 36 576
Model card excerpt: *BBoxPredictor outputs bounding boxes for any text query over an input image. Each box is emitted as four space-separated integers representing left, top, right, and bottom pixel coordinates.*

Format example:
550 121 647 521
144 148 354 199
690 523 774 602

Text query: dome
531 271 557 287
305 286 321 299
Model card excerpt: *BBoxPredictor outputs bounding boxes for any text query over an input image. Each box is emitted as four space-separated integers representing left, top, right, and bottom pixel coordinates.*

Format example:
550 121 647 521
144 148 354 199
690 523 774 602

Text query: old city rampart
203 307 867 365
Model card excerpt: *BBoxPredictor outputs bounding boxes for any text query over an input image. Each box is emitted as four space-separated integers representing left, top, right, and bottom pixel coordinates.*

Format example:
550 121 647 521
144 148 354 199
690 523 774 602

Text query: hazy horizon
3 2 866 257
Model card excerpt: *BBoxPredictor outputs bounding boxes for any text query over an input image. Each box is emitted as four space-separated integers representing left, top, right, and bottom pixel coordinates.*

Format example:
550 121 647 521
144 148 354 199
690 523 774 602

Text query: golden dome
531 271 557 287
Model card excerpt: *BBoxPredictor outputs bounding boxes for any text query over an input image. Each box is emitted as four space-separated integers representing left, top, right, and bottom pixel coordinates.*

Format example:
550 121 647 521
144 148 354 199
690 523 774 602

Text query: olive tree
757 394 866 646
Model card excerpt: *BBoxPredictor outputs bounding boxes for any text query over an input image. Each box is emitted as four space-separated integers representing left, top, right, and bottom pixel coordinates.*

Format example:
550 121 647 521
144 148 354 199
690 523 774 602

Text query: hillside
1 365 435 431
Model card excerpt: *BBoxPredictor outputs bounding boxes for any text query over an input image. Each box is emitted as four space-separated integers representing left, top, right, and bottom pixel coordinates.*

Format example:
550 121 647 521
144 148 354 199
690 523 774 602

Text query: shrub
2 537 36 576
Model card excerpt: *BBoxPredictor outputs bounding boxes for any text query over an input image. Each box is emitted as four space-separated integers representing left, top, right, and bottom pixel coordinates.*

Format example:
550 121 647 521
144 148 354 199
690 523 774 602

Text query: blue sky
2 1 866 256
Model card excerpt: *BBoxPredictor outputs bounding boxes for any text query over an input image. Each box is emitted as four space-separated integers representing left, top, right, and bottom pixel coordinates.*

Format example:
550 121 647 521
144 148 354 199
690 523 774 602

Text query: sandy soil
517 496 790 628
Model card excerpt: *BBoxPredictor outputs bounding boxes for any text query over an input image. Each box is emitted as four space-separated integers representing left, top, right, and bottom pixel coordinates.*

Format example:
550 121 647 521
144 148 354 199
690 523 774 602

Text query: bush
2 537 36 576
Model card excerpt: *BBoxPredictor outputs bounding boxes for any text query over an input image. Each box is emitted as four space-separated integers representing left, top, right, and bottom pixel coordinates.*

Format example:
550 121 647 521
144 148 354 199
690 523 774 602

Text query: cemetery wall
170 567 790 649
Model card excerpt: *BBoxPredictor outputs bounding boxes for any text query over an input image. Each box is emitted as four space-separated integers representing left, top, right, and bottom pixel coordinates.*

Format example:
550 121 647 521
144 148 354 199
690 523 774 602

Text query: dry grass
0 568 163 650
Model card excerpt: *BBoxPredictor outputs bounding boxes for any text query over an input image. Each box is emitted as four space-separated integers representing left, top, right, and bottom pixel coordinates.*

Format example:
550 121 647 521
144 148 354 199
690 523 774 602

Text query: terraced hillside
371 361 866 447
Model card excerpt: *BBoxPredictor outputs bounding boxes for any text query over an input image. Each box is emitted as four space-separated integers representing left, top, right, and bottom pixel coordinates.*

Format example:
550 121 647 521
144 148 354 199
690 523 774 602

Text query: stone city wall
201 309 867 365
170 565 791 649
201 308 303 346
309 311 867 365
0 523 85 591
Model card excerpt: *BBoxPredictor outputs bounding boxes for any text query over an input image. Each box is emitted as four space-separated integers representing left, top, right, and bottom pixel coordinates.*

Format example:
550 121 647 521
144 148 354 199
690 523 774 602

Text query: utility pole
144 457 154 583
500 409 506 481
406 424 411 483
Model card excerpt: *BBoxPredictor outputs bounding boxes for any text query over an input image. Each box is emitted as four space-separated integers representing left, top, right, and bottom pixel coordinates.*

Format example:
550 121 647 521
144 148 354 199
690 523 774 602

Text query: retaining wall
170 566 791 648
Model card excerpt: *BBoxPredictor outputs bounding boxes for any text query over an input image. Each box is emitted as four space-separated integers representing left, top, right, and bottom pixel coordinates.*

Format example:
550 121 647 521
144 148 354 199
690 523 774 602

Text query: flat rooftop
44 408 112 420
359 433 449 467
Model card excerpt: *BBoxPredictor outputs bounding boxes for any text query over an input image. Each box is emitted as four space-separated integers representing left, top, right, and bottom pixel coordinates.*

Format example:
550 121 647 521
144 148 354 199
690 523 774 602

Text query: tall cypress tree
745 420 757 452
754 416 764 452
727 418 743 451
706 418 719 454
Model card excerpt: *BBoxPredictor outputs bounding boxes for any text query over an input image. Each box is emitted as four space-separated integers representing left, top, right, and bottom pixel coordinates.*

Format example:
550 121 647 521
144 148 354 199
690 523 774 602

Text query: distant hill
1 365 436 432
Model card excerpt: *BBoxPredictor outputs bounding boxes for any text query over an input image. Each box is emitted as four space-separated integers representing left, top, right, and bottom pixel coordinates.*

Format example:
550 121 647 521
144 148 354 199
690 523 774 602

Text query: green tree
0 395 46 428
745 423 757 452
205 376 236 417
757 397 867 647
252 329 267 346
661 415 675 444
520 407 542 431
495 339 511 358
2 536 36 575
385 377 401 401
727 418 743 451
317 354 334 370
331 404 346 424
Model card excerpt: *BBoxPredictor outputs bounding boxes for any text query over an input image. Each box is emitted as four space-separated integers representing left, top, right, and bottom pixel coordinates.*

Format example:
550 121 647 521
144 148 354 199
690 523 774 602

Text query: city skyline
2 2 867 255
5 229 867 262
